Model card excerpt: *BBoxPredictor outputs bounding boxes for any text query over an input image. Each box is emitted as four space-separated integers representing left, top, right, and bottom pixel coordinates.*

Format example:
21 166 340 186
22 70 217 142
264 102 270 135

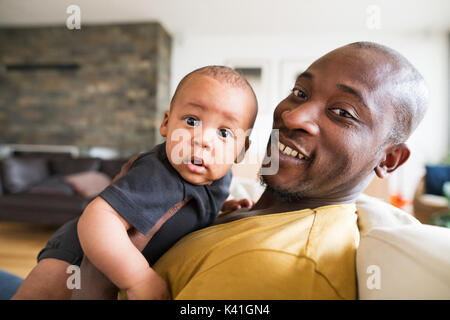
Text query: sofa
0 153 126 227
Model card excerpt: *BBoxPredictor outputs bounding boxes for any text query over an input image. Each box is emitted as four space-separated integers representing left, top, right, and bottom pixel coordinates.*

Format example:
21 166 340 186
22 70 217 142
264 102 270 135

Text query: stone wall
0 23 171 157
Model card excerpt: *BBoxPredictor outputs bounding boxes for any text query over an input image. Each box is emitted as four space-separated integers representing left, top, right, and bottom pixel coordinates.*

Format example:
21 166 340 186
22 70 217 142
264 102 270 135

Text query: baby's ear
159 110 170 138
235 137 251 163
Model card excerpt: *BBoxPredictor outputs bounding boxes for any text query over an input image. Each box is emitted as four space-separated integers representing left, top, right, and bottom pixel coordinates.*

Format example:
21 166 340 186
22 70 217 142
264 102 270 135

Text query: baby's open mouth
186 156 206 174
191 156 204 166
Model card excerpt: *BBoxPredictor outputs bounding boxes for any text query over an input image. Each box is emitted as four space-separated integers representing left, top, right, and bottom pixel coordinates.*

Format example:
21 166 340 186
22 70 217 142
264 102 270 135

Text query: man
12 41 428 299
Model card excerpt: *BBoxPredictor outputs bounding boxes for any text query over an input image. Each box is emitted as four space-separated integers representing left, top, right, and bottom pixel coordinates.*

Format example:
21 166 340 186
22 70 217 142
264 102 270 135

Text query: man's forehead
306 47 399 90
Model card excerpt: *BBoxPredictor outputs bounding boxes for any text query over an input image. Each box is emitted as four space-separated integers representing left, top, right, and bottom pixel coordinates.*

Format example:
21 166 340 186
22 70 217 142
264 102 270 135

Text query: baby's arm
77 197 170 299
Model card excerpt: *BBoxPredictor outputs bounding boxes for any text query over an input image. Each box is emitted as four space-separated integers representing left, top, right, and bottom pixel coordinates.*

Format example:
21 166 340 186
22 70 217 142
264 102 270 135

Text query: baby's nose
193 131 214 151
194 139 211 150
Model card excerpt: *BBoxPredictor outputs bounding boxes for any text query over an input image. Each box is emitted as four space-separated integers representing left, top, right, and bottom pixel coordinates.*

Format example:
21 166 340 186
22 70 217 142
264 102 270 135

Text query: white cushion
228 176 265 201
355 194 450 299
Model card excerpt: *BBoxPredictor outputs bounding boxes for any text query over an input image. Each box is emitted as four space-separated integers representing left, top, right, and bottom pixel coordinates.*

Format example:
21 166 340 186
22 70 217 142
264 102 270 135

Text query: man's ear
374 143 410 179
159 110 170 138
235 137 251 163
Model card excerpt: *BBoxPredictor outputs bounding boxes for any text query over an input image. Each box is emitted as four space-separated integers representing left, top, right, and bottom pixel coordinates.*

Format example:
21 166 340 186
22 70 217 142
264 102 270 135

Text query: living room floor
0 222 57 278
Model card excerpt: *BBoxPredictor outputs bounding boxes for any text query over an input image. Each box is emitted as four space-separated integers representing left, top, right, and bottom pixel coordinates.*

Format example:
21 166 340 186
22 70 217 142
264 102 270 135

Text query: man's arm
12 258 72 300
13 224 158 300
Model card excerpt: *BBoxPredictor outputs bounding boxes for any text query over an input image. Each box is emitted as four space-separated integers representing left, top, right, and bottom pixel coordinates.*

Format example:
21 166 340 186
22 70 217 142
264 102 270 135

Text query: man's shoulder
306 203 359 251
309 202 358 232
305 203 359 300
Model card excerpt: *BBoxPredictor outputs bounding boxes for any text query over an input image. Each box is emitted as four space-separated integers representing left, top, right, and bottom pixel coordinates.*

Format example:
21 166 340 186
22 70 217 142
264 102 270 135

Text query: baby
77 66 258 299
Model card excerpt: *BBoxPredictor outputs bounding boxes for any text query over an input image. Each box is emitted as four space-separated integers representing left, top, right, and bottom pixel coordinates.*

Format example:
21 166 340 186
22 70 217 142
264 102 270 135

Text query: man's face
262 47 396 199
161 75 255 185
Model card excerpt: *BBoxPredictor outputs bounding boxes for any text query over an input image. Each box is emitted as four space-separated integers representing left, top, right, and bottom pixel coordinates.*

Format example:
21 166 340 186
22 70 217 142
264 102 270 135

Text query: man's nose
281 103 320 136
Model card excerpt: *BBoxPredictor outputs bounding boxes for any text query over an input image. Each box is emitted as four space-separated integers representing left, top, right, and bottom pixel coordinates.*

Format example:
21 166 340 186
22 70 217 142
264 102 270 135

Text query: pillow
64 171 112 198
50 158 101 176
355 194 450 299
425 165 450 196
1 157 49 193
228 176 265 201
357 224 450 299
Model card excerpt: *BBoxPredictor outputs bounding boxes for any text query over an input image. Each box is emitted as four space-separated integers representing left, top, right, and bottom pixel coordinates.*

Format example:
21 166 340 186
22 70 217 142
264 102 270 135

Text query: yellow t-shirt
154 203 359 300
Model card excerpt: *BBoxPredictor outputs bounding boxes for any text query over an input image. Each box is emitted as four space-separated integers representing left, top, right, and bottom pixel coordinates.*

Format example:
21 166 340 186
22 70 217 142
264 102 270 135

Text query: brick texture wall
0 23 171 157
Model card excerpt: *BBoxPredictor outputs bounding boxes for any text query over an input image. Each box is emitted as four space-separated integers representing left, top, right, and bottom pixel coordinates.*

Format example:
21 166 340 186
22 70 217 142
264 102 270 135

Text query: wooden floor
0 222 57 279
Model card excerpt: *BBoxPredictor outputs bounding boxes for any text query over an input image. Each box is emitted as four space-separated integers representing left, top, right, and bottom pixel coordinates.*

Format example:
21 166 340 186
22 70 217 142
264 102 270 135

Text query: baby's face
160 75 256 185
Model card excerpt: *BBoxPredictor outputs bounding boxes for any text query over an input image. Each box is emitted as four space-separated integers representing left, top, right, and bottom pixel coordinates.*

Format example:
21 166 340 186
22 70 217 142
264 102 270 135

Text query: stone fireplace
0 22 171 157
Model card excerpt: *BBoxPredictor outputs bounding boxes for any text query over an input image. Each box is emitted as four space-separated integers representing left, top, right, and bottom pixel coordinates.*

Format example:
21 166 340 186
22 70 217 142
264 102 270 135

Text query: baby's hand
126 268 171 300
221 198 255 214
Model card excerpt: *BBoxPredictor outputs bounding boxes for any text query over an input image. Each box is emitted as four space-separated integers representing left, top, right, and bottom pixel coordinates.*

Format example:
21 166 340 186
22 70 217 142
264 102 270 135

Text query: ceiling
0 0 449 36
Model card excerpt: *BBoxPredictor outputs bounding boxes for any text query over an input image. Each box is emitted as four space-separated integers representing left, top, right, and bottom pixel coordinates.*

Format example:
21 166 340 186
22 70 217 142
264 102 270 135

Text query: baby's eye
185 117 200 127
291 88 307 99
217 128 233 139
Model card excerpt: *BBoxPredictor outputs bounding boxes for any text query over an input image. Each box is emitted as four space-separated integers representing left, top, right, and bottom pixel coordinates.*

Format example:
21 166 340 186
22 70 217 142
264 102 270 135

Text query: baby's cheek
167 137 192 165
210 162 234 181
212 144 235 166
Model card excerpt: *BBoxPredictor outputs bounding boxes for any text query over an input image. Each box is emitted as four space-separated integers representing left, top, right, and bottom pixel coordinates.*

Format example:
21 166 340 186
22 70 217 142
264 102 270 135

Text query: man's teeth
278 142 306 159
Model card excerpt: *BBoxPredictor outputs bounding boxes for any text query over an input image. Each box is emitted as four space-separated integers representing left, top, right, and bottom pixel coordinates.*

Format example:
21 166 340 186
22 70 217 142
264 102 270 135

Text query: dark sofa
0 152 126 227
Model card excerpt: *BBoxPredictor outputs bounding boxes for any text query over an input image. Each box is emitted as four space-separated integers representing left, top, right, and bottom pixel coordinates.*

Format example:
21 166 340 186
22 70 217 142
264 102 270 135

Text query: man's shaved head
170 65 258 127
261 41 429 203
346 41 429 145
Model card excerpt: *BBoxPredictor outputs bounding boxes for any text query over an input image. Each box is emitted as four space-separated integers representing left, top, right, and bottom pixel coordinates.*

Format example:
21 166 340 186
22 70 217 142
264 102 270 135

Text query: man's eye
185 117 200 127
217 128 232 139
330 108 353 119
291 88 307 99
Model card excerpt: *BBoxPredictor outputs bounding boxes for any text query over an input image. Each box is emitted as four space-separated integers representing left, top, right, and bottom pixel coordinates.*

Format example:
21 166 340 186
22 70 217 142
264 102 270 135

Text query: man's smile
278 141 309 160
275 139 313 170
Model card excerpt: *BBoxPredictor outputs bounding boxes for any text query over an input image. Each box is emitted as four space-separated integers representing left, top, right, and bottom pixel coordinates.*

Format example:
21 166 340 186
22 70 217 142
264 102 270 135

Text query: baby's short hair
170 66 258 127
171 66 254 104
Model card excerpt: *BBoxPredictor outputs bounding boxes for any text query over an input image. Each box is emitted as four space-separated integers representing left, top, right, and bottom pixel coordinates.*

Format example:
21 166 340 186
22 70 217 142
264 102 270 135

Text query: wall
171 31 449 199
0 23 171 157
